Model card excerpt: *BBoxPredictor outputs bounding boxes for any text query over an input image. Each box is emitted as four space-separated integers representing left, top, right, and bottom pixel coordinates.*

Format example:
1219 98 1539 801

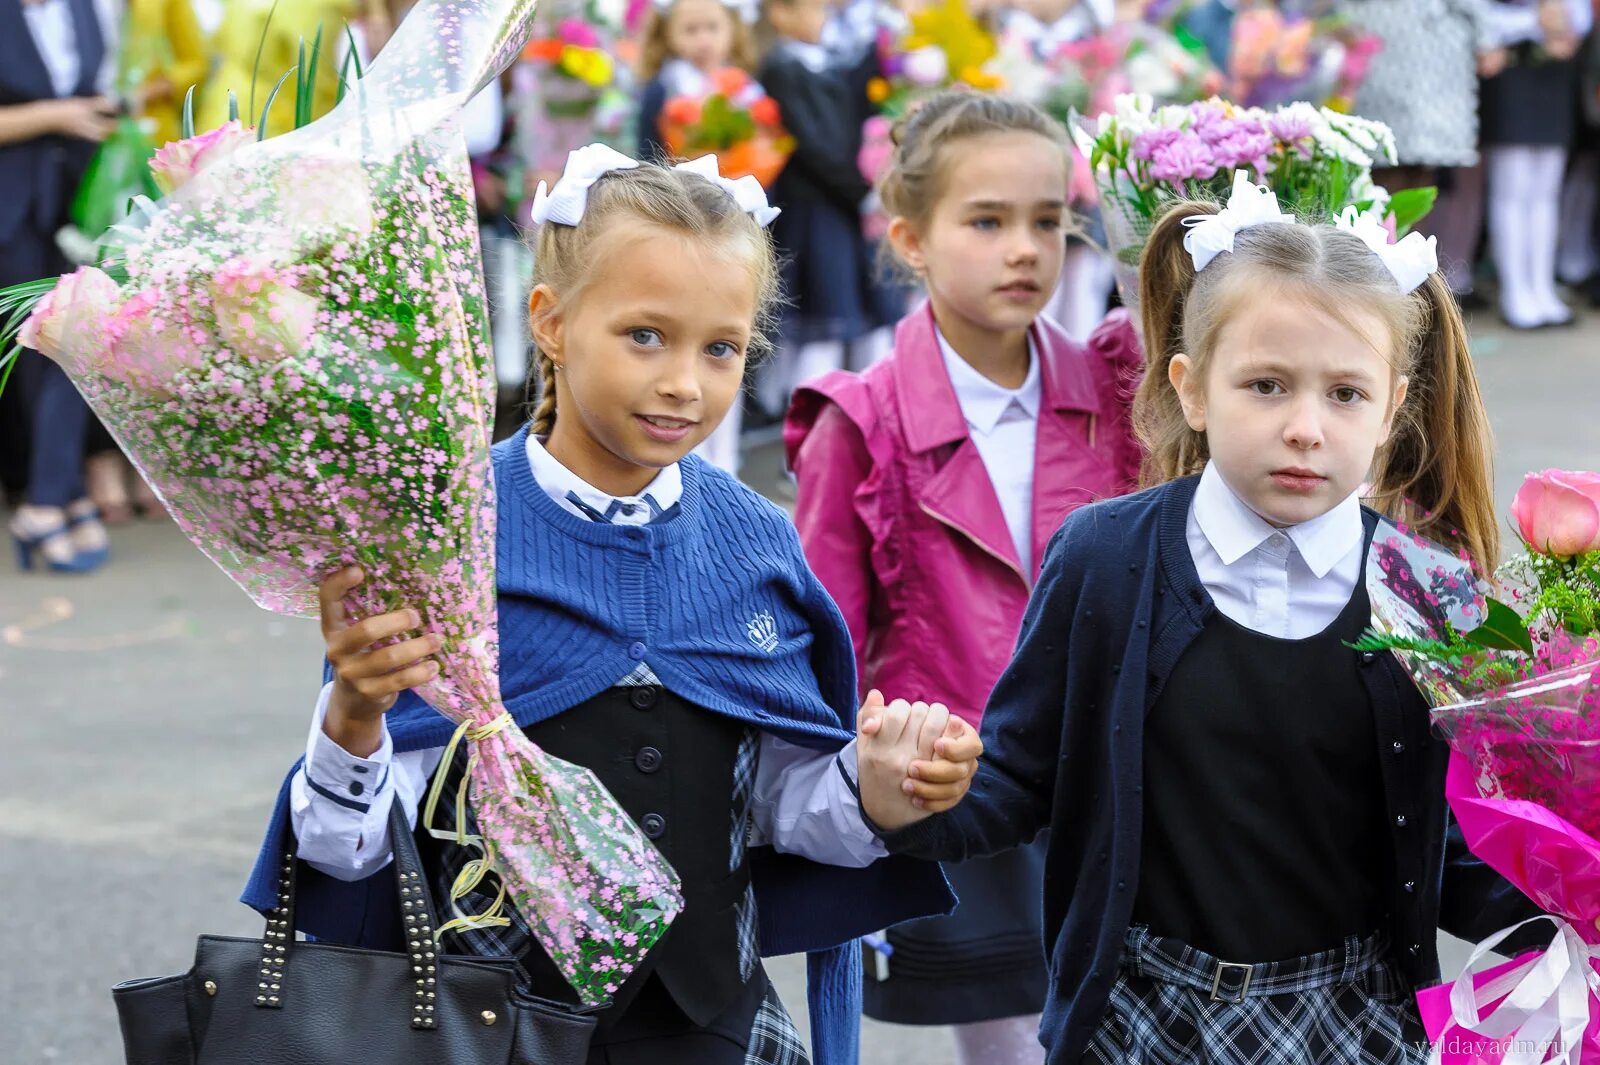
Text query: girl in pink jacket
784 92 1142 1065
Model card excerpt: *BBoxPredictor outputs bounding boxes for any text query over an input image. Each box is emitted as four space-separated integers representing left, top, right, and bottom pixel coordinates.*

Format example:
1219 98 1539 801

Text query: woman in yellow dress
199 0 393 136
122 0 210 147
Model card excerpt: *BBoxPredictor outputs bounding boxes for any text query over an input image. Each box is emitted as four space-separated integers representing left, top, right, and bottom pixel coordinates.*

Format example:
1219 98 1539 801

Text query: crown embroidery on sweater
747 612 780 654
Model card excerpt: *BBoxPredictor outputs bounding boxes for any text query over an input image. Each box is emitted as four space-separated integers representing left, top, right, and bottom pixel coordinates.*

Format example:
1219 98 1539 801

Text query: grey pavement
2 311 1596 1065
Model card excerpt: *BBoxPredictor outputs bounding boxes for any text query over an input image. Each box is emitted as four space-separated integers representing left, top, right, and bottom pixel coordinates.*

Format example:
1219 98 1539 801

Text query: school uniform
787 305 1143 1025
245 428 956 1065
759 39 899 348
874 467 1548 1064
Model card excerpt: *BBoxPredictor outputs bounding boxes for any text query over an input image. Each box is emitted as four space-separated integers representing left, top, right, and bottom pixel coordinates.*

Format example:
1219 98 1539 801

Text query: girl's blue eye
970 217 1000 231
1037 217 1062 231
629 328 663 348
707 341 740 360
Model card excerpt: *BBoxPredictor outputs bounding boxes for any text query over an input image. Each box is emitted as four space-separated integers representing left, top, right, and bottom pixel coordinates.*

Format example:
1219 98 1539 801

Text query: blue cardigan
881 475 1545 1064
243 431 956 1065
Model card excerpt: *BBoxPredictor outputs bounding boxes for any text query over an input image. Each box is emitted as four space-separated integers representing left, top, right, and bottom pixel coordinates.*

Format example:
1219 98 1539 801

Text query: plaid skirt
1082 927 1428 1065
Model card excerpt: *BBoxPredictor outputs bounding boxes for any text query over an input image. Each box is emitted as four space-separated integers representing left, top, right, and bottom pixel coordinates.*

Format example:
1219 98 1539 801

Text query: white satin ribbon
1182 170 1296 273
1334 205 1439 295
671 154 782 226
529 143 781 228
1429 916 1600 1065
529 143 639 226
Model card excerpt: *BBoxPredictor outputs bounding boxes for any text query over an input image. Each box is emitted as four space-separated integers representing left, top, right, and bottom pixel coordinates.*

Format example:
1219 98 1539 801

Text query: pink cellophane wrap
27 0 681 1004
1414 755 1600 1064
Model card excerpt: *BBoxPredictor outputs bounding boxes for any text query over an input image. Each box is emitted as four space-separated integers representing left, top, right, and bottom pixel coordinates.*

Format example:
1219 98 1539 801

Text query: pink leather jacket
785 303 1144 727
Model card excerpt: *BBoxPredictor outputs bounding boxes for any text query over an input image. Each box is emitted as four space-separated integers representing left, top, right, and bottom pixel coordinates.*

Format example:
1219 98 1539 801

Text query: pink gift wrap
1413 755 1600 1063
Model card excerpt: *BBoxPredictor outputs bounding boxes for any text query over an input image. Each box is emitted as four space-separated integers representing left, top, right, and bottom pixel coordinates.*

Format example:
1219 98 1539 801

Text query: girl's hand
319 567 440 754
1476 48 1508 78
857 693 984 831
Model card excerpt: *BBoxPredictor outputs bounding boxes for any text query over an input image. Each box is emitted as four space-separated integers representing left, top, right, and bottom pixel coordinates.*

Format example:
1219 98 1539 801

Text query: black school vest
417 685 755 1028
1131 583 1393 961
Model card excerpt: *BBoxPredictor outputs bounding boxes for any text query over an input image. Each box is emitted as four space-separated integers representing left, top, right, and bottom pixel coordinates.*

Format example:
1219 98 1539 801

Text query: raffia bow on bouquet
0 0 682 1006
1357 471 1600 1063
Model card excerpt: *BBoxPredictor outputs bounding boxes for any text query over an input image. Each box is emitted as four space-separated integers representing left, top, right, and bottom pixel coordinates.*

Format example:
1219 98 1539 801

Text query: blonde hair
877 91 1075 276
527 163 781 438
637 0 756 82
1134 200 1500 571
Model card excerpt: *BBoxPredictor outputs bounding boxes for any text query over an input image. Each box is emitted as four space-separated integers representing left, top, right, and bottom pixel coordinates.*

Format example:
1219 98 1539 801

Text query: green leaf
303 23 325 129
1385 186 1437 236
257 66 298 141
293 38 311 130
249 0 283 120
344 23 364 81
181 85 196 140
1463 597 1535 655
228 89 240 123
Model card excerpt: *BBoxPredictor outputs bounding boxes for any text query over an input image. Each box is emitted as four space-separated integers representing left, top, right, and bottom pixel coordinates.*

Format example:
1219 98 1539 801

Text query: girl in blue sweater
243 145 981 1065
857 176 1546 1064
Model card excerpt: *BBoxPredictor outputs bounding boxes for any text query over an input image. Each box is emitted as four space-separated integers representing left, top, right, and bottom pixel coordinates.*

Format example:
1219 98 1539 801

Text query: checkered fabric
1082 927 1426 1065
745 978 811 1065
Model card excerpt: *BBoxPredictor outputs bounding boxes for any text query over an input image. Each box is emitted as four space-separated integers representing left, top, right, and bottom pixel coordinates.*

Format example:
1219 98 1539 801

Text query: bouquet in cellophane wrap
1357 471 1600 1063
1069 94 1433 312
0 0 682 1006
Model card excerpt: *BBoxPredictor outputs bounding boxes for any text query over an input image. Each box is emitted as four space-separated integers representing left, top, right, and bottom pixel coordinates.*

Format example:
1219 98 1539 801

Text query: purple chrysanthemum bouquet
0 0 681 1005
1070 94 1433 311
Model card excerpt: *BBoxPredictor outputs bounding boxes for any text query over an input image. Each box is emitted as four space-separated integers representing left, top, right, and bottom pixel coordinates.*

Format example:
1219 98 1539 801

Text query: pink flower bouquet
1359 472 1600 1061
0 0 682 1006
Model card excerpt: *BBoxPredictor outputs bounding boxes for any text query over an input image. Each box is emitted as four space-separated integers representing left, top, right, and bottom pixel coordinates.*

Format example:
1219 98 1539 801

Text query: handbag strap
257 794 448 1032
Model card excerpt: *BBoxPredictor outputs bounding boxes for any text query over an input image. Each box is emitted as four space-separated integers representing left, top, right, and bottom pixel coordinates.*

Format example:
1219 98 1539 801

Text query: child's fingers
329 608 422 659
856 689 886 736
317 566 365 635
907 758 972 786
933 718 984 763
907 780 968 805
877 698 914 746
911 702 950 762
339 633 443 681
359 659 441 698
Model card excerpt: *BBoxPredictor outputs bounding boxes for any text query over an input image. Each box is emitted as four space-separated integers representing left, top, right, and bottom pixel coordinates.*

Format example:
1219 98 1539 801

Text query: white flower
903 45 949 88
1126 52 1179 99
1114 93 1155 129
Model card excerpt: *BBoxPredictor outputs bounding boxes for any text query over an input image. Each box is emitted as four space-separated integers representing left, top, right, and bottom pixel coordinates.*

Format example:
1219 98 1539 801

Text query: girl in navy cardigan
856 179 1547 1064
246 148 982 1065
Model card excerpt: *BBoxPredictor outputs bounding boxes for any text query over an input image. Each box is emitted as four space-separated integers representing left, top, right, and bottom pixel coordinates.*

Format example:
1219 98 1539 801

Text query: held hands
855 690 984 833
319 567 441 756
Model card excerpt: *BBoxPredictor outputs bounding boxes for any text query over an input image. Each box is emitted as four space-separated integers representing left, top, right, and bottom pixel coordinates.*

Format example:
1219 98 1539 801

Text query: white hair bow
529 144 781 229
1182 170 1296 273
529 143 640 226
672 153 782 226
1334 205 1438 295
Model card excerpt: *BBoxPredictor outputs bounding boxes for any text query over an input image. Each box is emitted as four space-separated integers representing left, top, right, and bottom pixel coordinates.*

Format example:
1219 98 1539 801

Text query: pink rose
100 289 205 395
149 121 256 195
211 257 320 363
1512 469 1600 557
18 266 120 365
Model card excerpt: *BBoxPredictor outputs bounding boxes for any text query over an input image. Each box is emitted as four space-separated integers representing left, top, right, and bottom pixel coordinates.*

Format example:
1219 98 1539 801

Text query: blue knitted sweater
242 430 955 1065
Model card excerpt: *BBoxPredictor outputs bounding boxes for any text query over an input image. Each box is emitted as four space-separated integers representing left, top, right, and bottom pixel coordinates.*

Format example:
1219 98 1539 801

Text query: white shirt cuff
289 683 400 880
750 735 889 868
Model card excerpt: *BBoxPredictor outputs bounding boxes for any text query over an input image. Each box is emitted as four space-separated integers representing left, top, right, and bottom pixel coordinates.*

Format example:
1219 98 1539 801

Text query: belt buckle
1209 961 1253 1004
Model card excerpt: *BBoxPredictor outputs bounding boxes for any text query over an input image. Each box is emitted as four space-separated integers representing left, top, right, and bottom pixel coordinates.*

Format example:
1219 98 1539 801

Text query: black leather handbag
111 803 598 1064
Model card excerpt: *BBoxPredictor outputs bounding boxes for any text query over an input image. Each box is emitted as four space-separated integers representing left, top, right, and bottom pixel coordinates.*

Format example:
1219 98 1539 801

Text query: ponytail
1369 272 1500 572
1132 199 1218 487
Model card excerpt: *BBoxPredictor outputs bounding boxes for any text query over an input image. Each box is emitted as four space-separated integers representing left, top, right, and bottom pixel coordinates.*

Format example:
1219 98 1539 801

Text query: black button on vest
420 687 751 1028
